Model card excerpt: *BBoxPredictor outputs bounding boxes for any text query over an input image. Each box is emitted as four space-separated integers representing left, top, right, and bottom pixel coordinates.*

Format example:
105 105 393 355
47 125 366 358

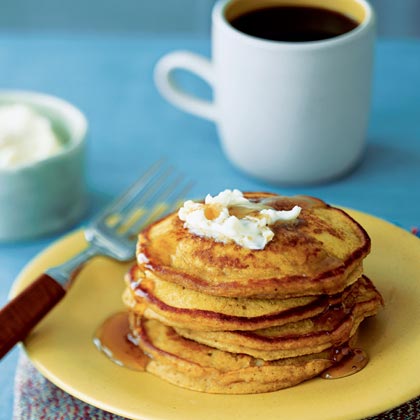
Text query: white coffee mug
155 0 375 184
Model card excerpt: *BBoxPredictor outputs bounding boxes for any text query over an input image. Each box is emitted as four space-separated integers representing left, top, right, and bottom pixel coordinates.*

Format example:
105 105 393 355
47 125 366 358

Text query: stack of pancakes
123 193 383 394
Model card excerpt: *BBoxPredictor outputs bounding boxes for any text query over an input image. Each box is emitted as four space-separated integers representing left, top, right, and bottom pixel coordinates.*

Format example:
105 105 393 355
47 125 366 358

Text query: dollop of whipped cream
0 104 62 169
178 189 301 250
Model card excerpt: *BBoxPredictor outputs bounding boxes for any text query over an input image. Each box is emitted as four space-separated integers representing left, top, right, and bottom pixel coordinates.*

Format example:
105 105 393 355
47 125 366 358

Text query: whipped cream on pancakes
178 189 301 250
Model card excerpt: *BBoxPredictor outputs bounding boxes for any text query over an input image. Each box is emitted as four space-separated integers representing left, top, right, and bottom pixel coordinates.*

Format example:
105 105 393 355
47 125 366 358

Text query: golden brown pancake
120 192 384 394
124 264 360 331
129 316 345 394
174 276 383 360
137 193 370 299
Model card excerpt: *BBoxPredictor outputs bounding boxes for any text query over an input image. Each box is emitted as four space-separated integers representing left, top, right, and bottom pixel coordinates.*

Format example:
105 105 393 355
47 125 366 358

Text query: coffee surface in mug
229 6 359 42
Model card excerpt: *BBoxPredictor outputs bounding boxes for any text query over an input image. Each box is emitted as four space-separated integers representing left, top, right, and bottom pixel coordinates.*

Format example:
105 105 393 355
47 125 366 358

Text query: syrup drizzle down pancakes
121 192 383 394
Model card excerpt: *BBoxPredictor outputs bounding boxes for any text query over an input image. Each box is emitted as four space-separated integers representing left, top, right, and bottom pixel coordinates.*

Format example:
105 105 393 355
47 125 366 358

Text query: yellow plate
11 209 420 420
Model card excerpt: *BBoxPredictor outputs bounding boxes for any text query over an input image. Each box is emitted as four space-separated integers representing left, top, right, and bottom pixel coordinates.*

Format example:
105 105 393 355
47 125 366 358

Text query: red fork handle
0 274 65 359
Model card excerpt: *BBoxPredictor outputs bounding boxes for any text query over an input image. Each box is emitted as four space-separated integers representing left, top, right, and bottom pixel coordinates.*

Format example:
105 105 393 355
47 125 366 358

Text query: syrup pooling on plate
93 312 369 380
93 312 149 371
94 311 370 387
321 347 369 379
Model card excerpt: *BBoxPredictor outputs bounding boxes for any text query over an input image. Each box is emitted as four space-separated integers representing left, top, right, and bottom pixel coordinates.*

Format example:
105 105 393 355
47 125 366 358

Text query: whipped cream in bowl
178 189 301 250
0 91 87 241
0 104 63 169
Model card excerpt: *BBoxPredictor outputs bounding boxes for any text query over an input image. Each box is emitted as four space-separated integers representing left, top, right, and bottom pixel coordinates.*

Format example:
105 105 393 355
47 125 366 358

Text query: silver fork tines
46 160 192 287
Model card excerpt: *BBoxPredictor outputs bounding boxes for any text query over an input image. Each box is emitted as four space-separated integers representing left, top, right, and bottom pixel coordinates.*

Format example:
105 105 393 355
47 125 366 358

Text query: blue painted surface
0 33 419 418
0 0 420 37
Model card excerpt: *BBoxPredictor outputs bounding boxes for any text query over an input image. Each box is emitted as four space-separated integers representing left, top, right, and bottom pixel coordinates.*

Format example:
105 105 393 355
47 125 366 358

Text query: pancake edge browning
130 316 343 394
137 193 371 299
174 276 383 360
123 265 337 332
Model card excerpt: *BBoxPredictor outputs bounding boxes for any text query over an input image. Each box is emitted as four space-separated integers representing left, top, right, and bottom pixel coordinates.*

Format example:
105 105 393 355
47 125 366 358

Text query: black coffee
229 6 359 42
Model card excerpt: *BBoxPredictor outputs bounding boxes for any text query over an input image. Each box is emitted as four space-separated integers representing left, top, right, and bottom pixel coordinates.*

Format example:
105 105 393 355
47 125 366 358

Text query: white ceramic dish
0 90 87 241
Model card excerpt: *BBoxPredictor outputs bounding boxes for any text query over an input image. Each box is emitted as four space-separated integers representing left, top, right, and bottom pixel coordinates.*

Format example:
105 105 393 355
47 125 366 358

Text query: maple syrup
228 203 271 219
321 347 368 379
94 312 369 383
93 312 149 371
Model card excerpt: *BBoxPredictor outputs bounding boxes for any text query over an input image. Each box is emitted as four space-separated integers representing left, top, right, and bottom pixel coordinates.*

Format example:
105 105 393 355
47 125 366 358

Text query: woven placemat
14 353 127 420
13 352 419 420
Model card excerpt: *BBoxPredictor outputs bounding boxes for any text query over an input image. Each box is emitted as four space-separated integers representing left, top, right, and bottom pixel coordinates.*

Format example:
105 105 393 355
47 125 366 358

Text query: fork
0 160 191 359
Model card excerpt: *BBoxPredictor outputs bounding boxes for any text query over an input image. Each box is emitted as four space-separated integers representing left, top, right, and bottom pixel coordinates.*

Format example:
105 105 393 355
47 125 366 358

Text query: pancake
137 193 370 299
129 316 348 394
117 191 384 394
174 276 383 360
124 264 362 331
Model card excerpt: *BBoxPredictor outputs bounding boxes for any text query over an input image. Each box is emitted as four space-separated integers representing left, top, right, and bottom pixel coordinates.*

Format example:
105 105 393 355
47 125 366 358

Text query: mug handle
154 51 216 121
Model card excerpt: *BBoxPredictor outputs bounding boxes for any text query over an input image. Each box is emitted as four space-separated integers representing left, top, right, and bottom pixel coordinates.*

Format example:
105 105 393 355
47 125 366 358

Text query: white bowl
0 91 88 241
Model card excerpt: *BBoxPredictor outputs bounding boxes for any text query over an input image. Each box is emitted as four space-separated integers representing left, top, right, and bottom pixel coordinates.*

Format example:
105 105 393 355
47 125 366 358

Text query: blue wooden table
0 34 419 418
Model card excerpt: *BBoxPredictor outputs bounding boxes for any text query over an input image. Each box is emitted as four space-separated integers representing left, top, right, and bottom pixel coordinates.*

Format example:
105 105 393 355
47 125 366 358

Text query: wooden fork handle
0 274 66 359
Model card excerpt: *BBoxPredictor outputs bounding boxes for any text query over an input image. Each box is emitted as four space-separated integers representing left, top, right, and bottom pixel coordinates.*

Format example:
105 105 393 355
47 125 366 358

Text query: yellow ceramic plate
11 209 420 420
